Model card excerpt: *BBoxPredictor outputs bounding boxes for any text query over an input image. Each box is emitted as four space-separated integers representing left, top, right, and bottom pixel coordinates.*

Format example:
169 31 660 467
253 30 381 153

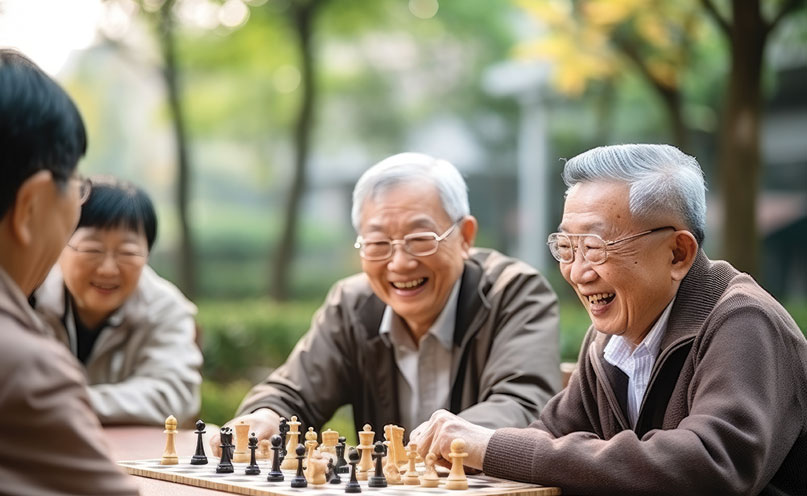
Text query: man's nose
387 242 417 271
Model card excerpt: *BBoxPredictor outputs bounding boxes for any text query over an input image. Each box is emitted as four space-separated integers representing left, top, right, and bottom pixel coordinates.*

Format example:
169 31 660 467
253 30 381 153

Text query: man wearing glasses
0 49 138 494
411 144 807 495
212 152 561 450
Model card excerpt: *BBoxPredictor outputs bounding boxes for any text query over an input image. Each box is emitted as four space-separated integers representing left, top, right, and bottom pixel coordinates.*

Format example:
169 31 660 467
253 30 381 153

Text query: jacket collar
0 266 50 337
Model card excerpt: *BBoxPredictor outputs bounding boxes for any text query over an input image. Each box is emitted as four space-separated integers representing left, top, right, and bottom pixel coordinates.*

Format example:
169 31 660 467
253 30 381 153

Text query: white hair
562 144 707 244
351 152 470 232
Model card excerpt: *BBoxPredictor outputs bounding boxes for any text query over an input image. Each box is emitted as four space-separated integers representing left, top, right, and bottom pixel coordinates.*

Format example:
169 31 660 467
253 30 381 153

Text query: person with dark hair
34 176 202 426
0 49 139 494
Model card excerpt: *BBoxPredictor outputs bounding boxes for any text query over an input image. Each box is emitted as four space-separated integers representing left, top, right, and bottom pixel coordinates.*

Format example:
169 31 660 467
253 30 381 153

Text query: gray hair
562 144 707 245
351 152 470 232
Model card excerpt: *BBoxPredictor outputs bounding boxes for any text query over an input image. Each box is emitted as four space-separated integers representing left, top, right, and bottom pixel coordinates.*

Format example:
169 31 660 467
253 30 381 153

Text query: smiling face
59 226 148 328
358 182 476 339
559 181 686 346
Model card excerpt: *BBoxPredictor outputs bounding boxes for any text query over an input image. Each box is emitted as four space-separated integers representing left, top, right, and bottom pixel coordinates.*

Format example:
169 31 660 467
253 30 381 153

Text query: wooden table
105 426 561 495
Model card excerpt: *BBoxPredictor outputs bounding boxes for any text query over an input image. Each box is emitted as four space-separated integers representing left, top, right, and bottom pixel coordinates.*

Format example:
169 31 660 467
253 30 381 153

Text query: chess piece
307 451 329 485
420 452 440 488
216 427 234 473
403 443 420 485
382 441 402 485
258 439 271 460
367 441 387 488
290 444 308 488
191 419 208 465
321 428 339 454
335 437 349 474
278 417 289 460
266 434 284 482
445 438 468 490
280 416 301 470
304 427 318 459
245 432 261 475
160 415 178 465
327 458 341 484
345 447 362 493
390 425 407 467
233 421 250 463
356 424 374 480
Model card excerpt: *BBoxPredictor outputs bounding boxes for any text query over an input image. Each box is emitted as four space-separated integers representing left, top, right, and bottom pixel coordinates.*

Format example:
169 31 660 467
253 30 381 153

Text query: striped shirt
603 299 675 428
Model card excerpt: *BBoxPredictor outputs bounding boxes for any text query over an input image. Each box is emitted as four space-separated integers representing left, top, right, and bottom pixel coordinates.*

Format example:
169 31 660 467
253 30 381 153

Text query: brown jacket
484 252 807 495
238 248 561 433
0 268 139 495
34 265 202 426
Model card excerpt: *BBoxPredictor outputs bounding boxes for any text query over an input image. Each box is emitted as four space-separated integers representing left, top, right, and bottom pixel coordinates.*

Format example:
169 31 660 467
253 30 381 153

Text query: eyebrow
363 217 439 234
557 221 606 233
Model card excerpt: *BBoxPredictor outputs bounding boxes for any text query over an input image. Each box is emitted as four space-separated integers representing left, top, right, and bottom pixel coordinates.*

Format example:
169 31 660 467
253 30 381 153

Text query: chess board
118 458 561 496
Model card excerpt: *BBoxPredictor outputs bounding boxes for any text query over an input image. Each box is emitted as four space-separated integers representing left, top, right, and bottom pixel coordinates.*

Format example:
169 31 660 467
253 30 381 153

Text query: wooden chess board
118 458 561 495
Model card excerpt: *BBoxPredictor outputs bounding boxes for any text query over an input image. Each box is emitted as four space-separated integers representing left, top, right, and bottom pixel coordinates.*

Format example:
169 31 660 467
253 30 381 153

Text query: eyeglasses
354 222 459 261
66 244 147 268
547 226 675 265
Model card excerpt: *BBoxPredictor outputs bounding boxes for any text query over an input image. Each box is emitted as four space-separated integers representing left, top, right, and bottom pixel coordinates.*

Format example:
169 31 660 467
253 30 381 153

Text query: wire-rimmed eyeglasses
547 226 675 265
354 222 458 261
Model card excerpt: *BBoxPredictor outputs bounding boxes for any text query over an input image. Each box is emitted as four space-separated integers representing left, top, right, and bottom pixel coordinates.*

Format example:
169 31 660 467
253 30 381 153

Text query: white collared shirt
603 298 675 428
379 280 460 431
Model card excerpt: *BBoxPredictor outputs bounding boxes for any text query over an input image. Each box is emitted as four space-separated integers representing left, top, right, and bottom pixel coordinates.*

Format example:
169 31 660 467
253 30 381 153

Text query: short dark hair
0 49 88 218
79 177 158 251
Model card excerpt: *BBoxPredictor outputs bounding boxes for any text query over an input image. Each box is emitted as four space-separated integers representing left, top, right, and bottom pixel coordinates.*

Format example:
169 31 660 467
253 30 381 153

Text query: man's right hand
208 408 282 457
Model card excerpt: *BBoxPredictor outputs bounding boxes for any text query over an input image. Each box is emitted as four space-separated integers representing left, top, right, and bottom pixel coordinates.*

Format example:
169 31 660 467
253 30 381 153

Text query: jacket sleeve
457 268 561 429
484 303 807 496
235 280 358 429
88 298 202 427
0 332 139 495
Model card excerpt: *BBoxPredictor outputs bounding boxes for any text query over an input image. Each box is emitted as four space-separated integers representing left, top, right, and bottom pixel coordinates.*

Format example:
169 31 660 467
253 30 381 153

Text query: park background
2 0 806 439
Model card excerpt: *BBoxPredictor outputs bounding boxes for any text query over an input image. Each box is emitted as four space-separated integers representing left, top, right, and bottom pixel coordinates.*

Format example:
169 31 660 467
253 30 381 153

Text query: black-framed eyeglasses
547 226 675 265
354 222 459 261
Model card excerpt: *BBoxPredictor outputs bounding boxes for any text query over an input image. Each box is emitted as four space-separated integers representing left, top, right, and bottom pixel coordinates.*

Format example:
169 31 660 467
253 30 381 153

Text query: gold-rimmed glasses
355 222 458 261
547 226 675 265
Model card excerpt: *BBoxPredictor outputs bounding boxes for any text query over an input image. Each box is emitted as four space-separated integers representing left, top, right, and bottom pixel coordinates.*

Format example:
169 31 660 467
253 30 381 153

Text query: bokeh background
2 0 805 432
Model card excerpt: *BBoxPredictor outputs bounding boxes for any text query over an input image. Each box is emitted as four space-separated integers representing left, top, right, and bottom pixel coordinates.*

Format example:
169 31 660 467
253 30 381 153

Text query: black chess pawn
266 434 284 482
191 419 208 465
216 427 234 474
290 443 307 488
368 441 387 488
278 417 289 461
327 458 341 484
345 447 361 493
335 436 349 474
245 432 261 475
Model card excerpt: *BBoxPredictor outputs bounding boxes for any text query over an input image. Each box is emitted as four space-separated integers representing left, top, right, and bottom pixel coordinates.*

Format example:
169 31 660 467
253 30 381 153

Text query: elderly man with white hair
211 152 561 452
411 144 807 495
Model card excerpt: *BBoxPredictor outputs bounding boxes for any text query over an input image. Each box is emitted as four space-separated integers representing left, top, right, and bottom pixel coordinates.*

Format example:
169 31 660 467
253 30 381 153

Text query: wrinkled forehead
70 225 147 244
560 181 633 234
360 181 450 231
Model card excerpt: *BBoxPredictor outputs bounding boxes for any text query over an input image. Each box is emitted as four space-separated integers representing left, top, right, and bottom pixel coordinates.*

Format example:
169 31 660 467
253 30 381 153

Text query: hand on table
208 408 281 457
409 409 494 471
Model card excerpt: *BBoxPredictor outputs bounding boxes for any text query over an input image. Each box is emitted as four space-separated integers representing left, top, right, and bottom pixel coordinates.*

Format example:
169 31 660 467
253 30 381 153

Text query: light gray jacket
238 248 561 434
35 265 202 426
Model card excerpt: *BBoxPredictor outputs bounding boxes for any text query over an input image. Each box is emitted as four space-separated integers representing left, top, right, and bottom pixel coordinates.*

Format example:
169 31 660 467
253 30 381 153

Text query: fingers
207 409 281 457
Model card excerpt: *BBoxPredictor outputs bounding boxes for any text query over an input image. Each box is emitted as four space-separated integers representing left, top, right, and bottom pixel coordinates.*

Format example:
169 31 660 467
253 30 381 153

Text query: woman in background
35 176 202 426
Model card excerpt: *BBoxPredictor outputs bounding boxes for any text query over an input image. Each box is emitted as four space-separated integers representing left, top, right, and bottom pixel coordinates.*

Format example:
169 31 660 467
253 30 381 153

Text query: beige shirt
0 267 139 495
380 280 459 429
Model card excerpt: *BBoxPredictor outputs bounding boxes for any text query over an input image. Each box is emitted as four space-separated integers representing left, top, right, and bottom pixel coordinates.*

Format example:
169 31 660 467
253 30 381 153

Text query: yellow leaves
515 0 702 96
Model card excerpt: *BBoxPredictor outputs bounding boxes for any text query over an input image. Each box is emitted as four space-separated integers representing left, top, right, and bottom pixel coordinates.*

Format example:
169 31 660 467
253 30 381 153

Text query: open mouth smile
390 277 427 290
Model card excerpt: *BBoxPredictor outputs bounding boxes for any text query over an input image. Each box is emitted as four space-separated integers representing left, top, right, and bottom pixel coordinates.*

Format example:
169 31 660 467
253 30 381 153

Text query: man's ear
670 229 698 281
10 170 54 246
459 215 478 258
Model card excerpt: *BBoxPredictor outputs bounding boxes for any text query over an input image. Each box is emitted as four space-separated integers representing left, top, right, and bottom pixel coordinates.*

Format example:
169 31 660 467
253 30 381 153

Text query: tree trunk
657 86 688 152
270 0 319 301
717 0 766 277
159 0 196 298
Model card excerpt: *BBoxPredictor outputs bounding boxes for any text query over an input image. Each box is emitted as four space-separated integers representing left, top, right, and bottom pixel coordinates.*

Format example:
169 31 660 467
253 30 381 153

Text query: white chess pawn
419 453 440 488
160 415 178 465
445 438 468 490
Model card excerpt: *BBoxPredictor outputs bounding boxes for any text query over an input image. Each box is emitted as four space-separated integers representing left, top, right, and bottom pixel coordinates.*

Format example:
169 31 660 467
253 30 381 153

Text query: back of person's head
562 144 707 245
351 152 470 232
0 49 87 218
80 176 158 251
